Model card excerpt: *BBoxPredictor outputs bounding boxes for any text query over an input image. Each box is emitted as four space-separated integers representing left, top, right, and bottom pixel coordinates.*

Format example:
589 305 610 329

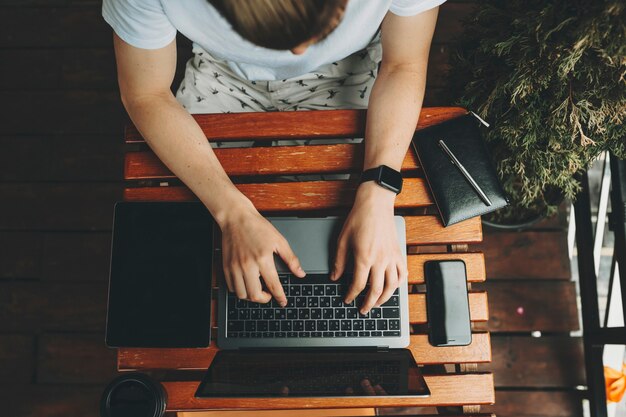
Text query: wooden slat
0 282 107 333
204 291 487 329
0 335 35 383
405 216 482 246
161 374 494 410
0 183 121 231
3 385 103 417
485 336 584 387
409 292 488 323
482 390 583 417
37 333 117 384
477 281 579 333
477 231 571 280
407 252 485 284
42 232 112 282
123 179 433 209
118 332 490 371
0 232 41 279
125 143 420 179
125 107 468 143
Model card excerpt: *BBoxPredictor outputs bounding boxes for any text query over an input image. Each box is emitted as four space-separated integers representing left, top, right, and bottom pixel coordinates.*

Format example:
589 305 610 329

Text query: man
103 0 442 314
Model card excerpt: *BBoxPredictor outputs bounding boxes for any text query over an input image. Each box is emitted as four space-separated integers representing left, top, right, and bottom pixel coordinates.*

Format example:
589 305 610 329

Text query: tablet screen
106 202 213 348
195 349 429 398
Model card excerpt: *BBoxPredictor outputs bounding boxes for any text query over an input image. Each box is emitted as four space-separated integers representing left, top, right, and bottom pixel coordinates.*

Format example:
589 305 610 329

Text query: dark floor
0 1 585 415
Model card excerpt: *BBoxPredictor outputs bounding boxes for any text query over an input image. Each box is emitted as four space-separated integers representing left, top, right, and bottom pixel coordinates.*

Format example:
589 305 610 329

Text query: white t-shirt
103 0 445 81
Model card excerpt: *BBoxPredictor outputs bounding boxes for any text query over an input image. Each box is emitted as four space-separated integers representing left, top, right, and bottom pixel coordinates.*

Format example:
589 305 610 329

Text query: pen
438 139 492 206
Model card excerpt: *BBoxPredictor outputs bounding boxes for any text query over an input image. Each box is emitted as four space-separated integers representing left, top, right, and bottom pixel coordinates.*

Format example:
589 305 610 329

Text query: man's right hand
219 205 305 306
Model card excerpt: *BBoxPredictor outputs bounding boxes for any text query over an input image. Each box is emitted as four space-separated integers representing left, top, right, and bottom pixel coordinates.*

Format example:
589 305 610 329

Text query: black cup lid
100 373 167 417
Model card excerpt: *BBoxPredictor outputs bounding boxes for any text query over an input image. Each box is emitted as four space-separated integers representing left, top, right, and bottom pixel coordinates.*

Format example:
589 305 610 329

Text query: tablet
195 349 430 398
105 202 214 348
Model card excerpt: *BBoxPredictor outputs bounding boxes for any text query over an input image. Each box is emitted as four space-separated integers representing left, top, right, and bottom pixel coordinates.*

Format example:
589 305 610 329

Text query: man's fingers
360 379 376 396
345 261 369 304
223 269 234 292
276 239 305 278
373 384 387 396
231 268 248 300
360 264 384 314
242 266 272 304
375 265 399 307
259 261 287 307
331 236 348 281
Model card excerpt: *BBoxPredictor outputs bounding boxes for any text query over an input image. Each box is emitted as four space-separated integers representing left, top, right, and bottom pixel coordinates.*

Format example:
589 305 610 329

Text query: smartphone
425 260 472 346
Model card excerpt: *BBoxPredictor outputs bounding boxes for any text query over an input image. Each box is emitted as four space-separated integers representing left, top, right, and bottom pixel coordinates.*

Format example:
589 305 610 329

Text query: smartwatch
359 165 403 194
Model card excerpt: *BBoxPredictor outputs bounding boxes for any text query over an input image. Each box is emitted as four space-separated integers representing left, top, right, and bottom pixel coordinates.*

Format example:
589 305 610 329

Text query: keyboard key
286 309 298 320
241 332 251 338
346 308 359 319
257 320 268 331
274 309 286 320
305 320 316 331
323 308 334 319
389 319 400 330
276 332 286 338
331 297 344 307
236 299 248 309
383 331 401 337
262 309 274 320
298 309 310 320
295 297 307 307
334 308 346 319
228 321 244 331
336 331 347 337
228 309 237 319
293 320 304 331
314 285 325 296
371 331 382 337
263 332 274 338
245 321 256 331
365 320 376 330
250 309 261 320
286 297 295 307
323 332 334 337
311 308 322 319
237 310 250 320
280 321 292 331
227 332 238 338
382 295 400 307
307 297 319 307
383 308 400 318
353 320 364 330
329 320 340 331
302 285 313 296
269 321 280 331
347 331 358 337
370 308 382 318
287 332 298 337
289 286 301 296
376 320 388 330
320 297 331 307
251 332 261 338
340 320 352 331
311 332 322 337
300 332 310 337
317 320 328 331
325 285 337 295
359 331 371 337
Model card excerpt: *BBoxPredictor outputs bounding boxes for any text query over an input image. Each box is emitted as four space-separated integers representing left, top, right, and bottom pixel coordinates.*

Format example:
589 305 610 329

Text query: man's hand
220 203 305 306
330 182 408 314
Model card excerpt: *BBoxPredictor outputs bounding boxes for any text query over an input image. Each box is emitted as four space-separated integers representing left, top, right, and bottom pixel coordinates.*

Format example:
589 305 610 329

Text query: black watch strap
360 165 403 194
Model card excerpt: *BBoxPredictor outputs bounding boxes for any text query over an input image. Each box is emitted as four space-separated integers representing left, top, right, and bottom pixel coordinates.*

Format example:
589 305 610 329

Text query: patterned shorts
176 34 382 116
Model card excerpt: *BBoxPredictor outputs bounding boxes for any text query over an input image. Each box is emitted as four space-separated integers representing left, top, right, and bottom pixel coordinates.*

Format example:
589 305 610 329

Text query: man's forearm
123 93 253 225
363 64 426 172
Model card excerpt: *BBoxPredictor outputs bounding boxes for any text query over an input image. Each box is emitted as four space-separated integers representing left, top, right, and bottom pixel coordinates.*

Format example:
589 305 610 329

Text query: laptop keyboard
226 274 401 339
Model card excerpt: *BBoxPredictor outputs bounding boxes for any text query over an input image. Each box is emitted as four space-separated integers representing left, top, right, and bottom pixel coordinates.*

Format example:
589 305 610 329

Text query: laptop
217 216 410 349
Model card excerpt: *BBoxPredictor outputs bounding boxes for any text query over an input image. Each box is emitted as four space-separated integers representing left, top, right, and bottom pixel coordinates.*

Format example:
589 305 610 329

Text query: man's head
208 0 348 54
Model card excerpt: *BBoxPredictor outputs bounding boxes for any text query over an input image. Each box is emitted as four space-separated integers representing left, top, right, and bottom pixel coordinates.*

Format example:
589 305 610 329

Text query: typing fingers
242 265 272 304
259 260 288 307
374 264 399 307
360 264 384 314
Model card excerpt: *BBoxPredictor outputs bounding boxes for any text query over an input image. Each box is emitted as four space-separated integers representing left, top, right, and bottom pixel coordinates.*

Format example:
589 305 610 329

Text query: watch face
379 166 403 194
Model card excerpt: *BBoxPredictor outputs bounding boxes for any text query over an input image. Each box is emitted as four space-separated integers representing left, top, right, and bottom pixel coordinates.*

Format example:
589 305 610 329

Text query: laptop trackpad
270 217 343 274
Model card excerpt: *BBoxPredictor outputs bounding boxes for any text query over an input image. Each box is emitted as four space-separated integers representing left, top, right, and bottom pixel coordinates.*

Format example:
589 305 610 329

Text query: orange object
604 363 626 403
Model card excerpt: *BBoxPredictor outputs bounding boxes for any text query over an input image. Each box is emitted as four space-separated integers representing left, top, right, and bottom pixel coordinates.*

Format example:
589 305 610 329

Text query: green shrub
448 0 625 221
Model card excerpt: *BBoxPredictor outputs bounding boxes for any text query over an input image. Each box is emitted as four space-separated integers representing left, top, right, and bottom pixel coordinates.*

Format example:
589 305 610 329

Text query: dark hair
208 0 348 50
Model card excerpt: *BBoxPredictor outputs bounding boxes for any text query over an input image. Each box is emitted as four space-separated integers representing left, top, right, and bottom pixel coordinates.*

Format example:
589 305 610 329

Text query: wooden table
117 107 495 415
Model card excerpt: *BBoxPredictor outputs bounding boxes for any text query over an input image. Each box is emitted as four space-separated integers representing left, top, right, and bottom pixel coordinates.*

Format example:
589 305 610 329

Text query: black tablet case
106 202 214 348
411 114 508 226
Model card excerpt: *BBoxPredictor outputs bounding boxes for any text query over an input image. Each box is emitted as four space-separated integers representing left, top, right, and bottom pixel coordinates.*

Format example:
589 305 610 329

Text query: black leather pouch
411 113 509 226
